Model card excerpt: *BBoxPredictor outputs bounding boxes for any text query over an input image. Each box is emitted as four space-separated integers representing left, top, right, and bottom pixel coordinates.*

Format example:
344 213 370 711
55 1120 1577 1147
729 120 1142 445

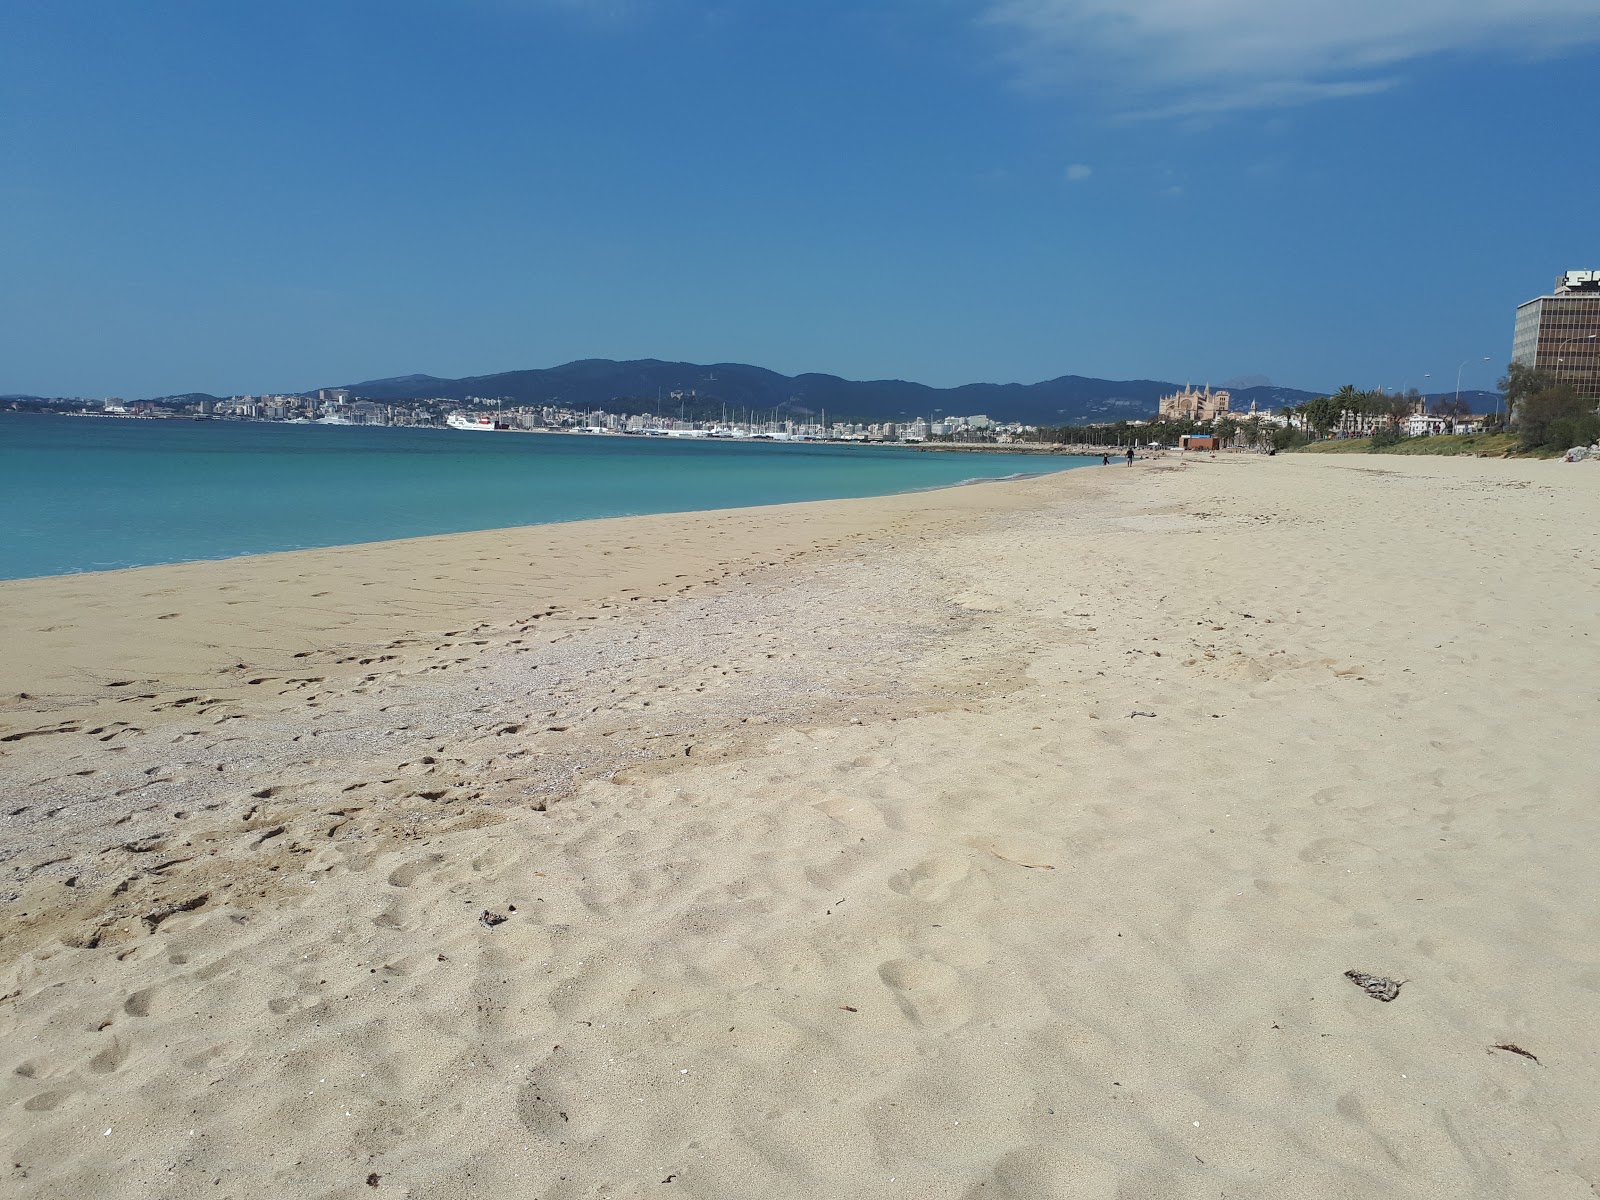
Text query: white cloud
1064 162 1093 181
984 0 1600 115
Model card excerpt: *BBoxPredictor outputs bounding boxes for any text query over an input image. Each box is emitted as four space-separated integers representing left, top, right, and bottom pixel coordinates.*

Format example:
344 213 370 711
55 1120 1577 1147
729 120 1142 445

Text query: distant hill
2 372 1509 425
147 392 227 405
1423 389 1503 409
324 359 1333 426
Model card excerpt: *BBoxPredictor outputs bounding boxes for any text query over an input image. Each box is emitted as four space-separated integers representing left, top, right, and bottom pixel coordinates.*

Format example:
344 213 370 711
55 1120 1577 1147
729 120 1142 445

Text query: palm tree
1242 414 1263 449
1329 385 1364 435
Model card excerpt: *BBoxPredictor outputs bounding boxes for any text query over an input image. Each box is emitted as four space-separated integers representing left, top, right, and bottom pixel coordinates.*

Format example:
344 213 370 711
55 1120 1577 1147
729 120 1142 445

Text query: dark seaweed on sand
1344 970 1403 1002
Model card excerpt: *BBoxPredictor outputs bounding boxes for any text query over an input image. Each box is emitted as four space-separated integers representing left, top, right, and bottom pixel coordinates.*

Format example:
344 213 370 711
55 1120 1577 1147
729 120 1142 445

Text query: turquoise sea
0 413 1094 580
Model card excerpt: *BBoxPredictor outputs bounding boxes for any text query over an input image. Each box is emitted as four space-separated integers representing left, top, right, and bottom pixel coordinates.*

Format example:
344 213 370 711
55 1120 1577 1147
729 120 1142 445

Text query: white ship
446 413 504 431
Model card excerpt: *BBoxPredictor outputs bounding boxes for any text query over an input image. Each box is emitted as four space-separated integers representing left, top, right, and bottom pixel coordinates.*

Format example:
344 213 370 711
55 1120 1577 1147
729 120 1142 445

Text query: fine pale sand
2 455 1597 1198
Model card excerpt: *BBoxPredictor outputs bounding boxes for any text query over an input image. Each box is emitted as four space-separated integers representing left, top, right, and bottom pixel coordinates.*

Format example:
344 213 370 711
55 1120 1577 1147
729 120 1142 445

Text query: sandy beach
3 454 1597 1199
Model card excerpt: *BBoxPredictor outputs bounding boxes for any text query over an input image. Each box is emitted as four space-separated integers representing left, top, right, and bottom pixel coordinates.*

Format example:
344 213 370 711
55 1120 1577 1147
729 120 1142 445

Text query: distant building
1158 385 1231 421
1513 270 1600 404
1335 407 1398 437
1405 412 1485 436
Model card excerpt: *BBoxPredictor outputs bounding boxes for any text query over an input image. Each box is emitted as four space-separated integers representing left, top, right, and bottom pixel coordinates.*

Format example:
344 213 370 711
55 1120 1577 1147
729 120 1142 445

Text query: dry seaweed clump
1344 970 1404 1002
1493 1043 1540 1064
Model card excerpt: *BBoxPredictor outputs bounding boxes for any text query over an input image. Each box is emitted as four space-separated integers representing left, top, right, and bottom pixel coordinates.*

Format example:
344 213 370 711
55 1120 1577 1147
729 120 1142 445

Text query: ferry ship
446 413 505 432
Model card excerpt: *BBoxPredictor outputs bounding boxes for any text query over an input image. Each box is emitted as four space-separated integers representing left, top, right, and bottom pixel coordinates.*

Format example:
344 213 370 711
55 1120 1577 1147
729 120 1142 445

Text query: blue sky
3 0 1597 398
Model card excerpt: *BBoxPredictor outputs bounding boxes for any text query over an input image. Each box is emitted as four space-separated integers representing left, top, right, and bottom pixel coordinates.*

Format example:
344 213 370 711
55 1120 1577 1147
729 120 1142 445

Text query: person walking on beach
1125 447 1135 466
1102 453 1110 466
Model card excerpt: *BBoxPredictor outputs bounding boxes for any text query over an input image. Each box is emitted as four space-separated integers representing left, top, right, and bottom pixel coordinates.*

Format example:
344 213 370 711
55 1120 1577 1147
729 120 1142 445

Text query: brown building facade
1157 385 1231 421
1512 270 1600 404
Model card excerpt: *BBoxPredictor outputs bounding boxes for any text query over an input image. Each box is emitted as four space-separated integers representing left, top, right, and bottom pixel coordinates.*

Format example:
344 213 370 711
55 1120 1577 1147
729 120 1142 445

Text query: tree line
1500 364 1600 452
1026 413 1300 452
1027 370 1600 455
1281 387 1412 439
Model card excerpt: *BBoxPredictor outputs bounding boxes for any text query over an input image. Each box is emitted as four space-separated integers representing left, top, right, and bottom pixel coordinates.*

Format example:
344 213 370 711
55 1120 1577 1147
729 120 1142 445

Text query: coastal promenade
2 455 1596 1198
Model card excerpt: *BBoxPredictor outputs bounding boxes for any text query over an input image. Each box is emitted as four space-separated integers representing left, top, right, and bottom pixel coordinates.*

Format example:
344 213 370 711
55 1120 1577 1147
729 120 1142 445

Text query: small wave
902 470 1051 493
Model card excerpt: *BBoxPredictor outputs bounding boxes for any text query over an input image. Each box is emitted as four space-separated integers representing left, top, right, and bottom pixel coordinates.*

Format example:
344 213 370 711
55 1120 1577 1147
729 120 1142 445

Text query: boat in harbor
446 412 505 431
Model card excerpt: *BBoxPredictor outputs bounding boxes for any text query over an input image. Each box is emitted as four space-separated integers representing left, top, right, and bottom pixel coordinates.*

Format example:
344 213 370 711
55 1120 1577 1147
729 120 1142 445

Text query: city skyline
3 1 1597 399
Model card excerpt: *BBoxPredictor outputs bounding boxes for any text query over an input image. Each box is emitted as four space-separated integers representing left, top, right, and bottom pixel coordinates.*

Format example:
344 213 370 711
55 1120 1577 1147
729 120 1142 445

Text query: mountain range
323 359 1328 426
6 359 1506 425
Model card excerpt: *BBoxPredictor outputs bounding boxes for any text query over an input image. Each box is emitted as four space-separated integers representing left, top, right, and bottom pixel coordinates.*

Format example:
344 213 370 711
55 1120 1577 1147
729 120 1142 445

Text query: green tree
1302 395 1342 437
1497 361 1600 449
1369 424 1409 448
1499 362 1554 426
1270 424 1307 451
1381 391 1414 425
1516 382 1596 451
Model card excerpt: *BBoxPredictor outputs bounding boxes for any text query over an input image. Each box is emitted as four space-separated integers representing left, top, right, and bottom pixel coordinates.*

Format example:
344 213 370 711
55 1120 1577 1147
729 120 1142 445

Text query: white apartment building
1403 413 1485 436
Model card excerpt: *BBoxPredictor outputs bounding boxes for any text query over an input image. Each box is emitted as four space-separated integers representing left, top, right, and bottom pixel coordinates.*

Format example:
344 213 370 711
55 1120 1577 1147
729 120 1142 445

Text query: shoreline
0 468 1087 701
0 457 1093 587
0 411 1094 585
3 452 1597 1198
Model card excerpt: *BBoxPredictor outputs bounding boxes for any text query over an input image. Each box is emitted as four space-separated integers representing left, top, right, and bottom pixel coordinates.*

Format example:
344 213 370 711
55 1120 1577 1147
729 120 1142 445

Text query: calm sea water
0 414 1093 580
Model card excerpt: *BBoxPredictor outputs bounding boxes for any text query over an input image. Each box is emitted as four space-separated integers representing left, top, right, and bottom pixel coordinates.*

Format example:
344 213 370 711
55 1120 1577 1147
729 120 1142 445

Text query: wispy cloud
1064 162 1093 181
983 0 1600 116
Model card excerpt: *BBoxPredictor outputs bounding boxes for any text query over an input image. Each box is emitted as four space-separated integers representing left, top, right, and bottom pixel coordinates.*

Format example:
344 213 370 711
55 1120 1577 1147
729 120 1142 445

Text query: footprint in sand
387 854 445 887
380 954 444 978
889 856 971 903
513 1078 589 1139
878 958 970 1032
1297 836 1381 866
180 1044 241 1072
88 1036 131 1074
372 906 408 930
470 848 513 874
965 1143 1121 1199
267 994 322 1015
949 591 1005 613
